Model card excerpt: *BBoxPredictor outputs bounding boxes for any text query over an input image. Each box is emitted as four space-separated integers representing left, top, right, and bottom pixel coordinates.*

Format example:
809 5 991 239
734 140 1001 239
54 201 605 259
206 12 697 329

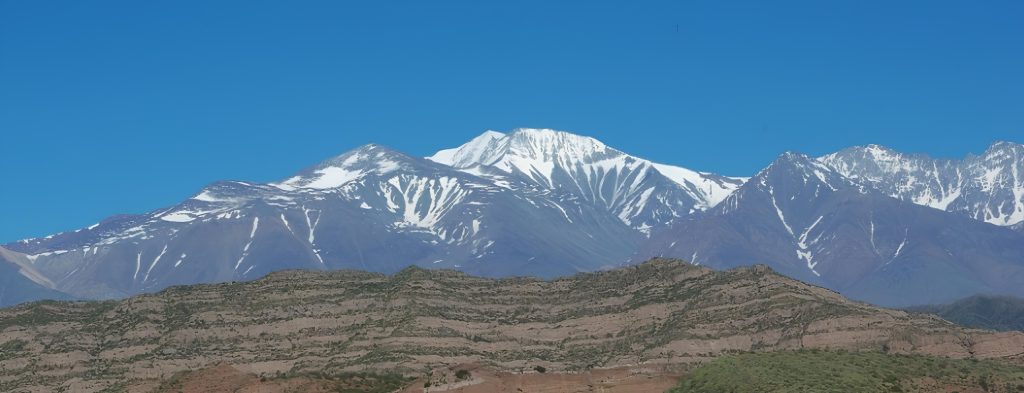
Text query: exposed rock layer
2 259 1023 392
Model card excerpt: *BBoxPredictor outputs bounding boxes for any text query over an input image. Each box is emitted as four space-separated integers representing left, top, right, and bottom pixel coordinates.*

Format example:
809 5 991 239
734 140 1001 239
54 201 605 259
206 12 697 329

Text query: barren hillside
2 259 1023 392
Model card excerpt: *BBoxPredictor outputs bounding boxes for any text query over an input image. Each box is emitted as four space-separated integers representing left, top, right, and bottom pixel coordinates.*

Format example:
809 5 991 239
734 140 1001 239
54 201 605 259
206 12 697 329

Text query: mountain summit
273 144 419 190
429 128 745 232
820 141 1024 227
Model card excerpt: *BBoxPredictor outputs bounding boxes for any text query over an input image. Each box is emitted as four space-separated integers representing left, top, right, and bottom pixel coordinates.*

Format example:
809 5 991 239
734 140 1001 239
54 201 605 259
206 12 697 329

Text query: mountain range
2 128 1023 307
638 151 1024 306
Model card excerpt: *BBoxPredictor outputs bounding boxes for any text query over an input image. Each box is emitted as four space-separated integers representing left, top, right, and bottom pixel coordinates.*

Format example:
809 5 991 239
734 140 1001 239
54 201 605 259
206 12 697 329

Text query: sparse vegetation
669 350 1024 393
150 368 412 393
0 259 1019 391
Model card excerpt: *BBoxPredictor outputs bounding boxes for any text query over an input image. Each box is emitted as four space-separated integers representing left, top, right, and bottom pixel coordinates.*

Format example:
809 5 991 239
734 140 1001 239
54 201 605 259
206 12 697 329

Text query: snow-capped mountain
4 142 654 299
820 141 1024 227
3 129 1023 309
639 152 1024 306
428 129 745 233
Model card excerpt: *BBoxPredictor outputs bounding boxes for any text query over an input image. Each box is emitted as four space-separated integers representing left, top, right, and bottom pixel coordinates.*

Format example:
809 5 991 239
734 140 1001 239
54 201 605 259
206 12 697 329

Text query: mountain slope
908 295 1024 332
3 259 1024 391
820 141 1024 227
0 247 71 307
639 152 1024 306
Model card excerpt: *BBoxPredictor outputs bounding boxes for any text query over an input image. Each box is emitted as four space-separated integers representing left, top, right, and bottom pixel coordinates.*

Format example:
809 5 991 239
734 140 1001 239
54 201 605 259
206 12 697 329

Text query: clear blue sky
1 0 1022 242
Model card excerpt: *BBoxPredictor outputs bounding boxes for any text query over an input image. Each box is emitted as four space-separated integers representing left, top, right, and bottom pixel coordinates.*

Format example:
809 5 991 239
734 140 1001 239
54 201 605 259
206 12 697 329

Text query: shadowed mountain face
908 295 1024 332
638 153 1024 307
0 250 70 308
3 259 1024 392
1 129 1022 308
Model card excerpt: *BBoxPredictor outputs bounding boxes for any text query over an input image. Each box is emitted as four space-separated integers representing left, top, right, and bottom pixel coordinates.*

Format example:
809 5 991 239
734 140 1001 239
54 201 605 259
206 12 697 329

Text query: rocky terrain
2 259 1024 392
146 363 679 393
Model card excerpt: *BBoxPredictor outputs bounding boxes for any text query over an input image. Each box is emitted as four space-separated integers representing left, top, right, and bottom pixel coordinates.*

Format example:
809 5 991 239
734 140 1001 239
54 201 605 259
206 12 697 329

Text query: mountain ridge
819 140 1024 226
4 258 1024 391
641 149 1024 306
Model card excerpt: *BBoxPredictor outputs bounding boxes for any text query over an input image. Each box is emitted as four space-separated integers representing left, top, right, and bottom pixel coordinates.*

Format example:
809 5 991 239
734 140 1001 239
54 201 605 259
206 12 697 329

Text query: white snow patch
133 253 142 281
159 211 197 223
280 214 294 235
382 175 469 230
143 245 169 283
302 167 362 189
234 217 259 270
427 130 506 166
303 208 321 244
193 190 222 202
769 192 795 237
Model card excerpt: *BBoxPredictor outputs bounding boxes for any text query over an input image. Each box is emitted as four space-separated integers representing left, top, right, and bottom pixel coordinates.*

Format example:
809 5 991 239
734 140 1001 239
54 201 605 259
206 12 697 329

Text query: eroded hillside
2 259 1023 392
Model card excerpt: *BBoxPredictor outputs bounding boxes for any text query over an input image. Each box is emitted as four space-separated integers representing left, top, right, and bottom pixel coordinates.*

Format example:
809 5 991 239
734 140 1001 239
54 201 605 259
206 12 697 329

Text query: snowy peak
275 144 415 190
309 143 416 173
427 130 506 167
819 144 941 182
974 141 1024 225
498 128 619 165
429 128 621 169
716 151 857 215
984 140 1023 153
757 152 853 190
428 128 745 209
819 141 1024 226
979 141 1024 166
479 129 633 189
